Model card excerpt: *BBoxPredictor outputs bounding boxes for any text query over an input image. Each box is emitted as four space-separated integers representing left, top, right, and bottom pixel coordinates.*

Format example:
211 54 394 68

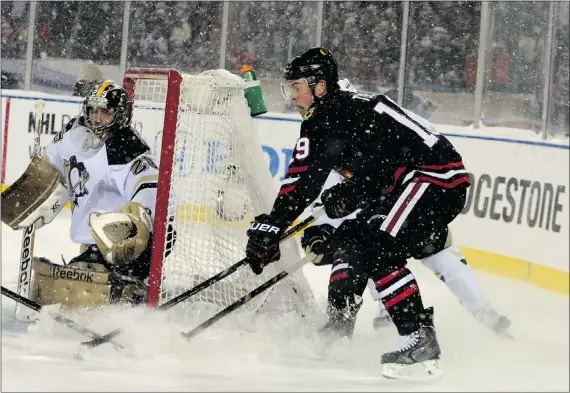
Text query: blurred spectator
0 0 567 108
1 18 20 58
1 70 20 89
73 62 104 97
491 44 511 91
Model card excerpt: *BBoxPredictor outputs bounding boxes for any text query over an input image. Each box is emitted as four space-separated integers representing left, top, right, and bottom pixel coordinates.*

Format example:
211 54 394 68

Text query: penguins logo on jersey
64 155 90 212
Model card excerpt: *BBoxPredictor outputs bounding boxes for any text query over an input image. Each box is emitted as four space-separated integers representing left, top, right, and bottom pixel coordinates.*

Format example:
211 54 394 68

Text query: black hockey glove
246 214 284 275
300 224 336 265
321 181 360 219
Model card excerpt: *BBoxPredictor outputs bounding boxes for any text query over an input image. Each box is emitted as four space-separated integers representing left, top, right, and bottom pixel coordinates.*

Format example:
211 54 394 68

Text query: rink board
1 90 568 294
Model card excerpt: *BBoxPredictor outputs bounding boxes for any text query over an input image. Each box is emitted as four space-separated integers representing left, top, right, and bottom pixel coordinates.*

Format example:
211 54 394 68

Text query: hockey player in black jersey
244 48 472 378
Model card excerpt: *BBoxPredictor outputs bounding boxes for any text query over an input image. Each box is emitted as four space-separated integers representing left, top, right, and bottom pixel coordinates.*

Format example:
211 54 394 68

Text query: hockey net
123 68 315 319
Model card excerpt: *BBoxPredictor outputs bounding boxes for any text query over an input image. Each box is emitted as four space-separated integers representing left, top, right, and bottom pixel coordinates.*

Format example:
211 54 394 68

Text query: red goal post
123 68 182 307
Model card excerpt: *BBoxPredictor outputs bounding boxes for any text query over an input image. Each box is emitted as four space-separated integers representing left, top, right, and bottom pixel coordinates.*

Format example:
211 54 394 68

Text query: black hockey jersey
271 90 470 227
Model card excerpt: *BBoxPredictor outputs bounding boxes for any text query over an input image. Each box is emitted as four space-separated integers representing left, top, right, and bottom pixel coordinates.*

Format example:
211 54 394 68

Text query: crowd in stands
1 0 568 101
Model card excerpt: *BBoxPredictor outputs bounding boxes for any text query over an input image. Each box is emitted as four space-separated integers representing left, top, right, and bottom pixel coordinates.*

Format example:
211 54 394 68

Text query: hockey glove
321 181 360 219
246 214 284 275
88 202 153 266
300 224 336 265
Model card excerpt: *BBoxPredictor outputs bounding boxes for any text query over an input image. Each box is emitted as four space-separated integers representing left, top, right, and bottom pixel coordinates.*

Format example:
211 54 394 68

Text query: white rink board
1 89 568 288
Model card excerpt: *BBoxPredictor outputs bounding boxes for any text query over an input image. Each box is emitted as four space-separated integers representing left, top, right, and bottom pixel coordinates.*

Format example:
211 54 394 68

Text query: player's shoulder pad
106 126 152 166
52 116 84 143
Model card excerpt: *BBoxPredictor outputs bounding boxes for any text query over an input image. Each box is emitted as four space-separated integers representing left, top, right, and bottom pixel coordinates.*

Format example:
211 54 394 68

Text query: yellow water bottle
240 65 267 117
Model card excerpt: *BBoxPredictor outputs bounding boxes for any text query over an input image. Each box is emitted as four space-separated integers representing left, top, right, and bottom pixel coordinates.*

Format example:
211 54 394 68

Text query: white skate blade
382 359 443 381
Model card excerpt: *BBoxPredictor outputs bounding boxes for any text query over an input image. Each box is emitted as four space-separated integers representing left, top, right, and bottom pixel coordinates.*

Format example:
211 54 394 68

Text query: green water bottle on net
240 65 267 117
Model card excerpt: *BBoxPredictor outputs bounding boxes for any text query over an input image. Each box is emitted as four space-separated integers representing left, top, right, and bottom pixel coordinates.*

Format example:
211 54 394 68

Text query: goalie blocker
1 155 153 310
1 155 68 230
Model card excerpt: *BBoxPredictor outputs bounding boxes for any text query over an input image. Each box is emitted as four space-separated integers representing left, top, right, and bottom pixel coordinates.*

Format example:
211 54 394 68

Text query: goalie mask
82 81 133 137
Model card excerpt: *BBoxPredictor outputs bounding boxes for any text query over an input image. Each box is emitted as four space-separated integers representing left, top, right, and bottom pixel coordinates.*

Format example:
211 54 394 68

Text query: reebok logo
50 266 94 283
248 222 280 234
18 225 34 293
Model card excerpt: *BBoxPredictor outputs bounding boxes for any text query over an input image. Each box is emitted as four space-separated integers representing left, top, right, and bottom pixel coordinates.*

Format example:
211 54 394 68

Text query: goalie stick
15 99 45 322
181 252 317 341
80 207 326 349
1 286 126 353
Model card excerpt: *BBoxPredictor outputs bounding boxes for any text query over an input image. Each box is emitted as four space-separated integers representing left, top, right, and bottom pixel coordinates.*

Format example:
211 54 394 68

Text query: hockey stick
80 208 325 349
1 286 126 353
15 99 45 322
181 252 317 341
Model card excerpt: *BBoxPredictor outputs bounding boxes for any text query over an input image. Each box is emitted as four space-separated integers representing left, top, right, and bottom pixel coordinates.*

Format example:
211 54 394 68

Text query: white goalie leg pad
1 156 68 230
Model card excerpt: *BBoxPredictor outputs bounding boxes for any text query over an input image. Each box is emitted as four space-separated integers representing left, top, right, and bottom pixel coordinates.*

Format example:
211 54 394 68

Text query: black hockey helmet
283 47 339 88
82 81 133 135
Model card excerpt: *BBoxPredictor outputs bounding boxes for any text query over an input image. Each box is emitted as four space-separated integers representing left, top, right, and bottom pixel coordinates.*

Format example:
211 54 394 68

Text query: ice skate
493 315 512 338
372 300 392 330
381 325 443 380
318 313 357 342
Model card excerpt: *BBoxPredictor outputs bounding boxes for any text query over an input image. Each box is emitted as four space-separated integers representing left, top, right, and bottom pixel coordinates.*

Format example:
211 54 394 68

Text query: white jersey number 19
373 102 439 148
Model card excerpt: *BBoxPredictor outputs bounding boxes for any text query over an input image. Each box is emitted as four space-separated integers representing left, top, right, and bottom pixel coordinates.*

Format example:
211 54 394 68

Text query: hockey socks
373 266 432 336
322 256 367 338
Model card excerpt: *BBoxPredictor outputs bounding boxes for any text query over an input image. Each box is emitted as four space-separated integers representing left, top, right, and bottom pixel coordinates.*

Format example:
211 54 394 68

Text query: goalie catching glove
300 224 336 265
88 202 153 266
245 214 285 275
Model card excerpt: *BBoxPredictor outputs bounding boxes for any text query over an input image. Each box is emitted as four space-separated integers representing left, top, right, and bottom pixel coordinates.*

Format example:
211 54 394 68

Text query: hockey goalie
1 81 160 310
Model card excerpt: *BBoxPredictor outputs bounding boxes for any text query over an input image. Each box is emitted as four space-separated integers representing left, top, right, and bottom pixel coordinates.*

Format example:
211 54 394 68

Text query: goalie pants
326 182 468 336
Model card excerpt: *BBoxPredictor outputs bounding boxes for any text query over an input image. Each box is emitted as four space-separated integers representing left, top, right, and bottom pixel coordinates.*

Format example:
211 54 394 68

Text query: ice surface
2 210 568 391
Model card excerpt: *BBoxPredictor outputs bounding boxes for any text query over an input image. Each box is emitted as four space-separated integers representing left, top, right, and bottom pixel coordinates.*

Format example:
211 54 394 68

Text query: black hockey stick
80 208 325 349
181 252 316 341
1 286 126 353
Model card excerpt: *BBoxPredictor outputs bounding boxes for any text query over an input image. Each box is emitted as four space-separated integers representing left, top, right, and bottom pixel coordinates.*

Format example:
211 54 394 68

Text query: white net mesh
129 69 316 319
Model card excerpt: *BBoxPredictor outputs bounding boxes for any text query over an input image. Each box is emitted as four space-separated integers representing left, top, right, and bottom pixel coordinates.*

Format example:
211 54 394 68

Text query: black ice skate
318 313 357 342
313 313 357 362
319 294 362 342
381 325 443 380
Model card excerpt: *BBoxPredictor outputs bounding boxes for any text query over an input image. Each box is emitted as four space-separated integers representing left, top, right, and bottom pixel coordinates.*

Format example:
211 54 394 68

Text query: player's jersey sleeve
270 115 345 228
45 139 64 179
110 153 159 219
44 117 80 181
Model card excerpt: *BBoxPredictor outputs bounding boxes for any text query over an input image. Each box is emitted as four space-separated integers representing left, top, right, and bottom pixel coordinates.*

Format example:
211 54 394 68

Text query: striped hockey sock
373 267 427 336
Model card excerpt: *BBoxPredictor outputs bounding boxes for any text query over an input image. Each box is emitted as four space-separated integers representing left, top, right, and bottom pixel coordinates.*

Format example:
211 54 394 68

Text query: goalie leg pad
30 257 146 310
1 156 68 230
31 257 113 310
